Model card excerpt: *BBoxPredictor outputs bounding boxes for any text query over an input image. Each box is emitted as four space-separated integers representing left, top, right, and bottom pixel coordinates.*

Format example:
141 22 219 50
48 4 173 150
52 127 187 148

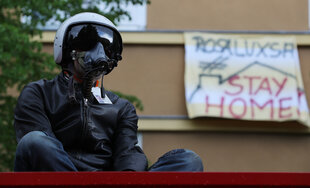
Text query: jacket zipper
81 98 89 144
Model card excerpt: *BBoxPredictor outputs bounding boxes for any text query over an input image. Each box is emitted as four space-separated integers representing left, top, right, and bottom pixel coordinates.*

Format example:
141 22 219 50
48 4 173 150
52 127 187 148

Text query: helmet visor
65 24 122 60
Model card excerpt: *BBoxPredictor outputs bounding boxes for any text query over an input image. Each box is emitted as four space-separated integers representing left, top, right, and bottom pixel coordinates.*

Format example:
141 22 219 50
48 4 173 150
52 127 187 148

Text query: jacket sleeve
112 101 148 171
14 84 56 143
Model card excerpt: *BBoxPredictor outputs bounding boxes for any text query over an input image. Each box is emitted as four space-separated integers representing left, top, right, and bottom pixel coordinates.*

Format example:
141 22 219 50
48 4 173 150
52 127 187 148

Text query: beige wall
105 44 187 115
147 0 308 31
143 132 310 172
144 0 310 171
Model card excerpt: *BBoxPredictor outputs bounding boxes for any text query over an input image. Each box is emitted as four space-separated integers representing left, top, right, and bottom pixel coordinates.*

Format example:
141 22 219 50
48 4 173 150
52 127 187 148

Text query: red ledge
0 172 309 187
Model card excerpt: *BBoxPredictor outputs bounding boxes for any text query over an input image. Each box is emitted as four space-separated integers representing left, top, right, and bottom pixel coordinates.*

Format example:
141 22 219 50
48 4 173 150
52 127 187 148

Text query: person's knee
158 149 204 171
167 149 204 171
181 149 204 171
15 131 76 171
16 131 50 154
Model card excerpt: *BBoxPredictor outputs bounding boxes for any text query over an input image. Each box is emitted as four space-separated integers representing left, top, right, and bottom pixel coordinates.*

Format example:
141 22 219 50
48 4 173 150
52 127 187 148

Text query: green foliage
0 0 148 171
112 90 144 111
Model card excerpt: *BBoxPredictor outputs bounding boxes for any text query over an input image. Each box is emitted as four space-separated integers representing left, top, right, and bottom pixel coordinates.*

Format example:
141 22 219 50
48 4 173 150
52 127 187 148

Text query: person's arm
14 83 56 143
112 101 148 171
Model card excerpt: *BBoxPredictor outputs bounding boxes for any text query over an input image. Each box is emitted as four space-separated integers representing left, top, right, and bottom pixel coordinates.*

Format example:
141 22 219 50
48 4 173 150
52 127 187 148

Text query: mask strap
101 74 105 99
77 51 86 68
68 75 77 104
71 50 86 68
63 63 77 103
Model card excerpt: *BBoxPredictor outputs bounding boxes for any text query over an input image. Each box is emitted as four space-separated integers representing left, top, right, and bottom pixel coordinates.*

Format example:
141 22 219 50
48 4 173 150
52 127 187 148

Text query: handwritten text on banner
184 33 310 126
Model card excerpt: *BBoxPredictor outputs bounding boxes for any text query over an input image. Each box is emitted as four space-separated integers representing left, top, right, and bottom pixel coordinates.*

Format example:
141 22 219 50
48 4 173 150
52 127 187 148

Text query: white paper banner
184 32 310 126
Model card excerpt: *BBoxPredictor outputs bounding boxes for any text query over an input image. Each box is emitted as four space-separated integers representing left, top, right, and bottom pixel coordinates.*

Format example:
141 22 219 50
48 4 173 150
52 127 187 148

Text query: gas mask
64 23 122 102
71 42 116 100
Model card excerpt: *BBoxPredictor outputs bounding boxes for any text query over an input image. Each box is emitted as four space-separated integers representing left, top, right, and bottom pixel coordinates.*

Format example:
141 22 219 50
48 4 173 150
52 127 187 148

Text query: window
31 3 147 31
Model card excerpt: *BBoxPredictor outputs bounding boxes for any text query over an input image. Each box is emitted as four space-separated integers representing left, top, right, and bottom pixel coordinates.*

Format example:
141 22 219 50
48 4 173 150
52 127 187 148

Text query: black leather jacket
14 73 148 171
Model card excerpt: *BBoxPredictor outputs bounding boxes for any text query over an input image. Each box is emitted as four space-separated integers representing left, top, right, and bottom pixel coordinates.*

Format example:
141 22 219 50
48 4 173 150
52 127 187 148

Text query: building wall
143 0 310 171
147 0 308 31
143 132 310 172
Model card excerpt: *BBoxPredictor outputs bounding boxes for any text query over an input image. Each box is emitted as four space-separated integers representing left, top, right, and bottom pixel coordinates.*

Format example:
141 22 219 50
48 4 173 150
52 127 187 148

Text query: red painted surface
0 172 309 187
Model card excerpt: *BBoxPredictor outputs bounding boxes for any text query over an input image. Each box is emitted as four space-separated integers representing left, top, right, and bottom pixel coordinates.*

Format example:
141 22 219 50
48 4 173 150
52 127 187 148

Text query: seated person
13 12 204 172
